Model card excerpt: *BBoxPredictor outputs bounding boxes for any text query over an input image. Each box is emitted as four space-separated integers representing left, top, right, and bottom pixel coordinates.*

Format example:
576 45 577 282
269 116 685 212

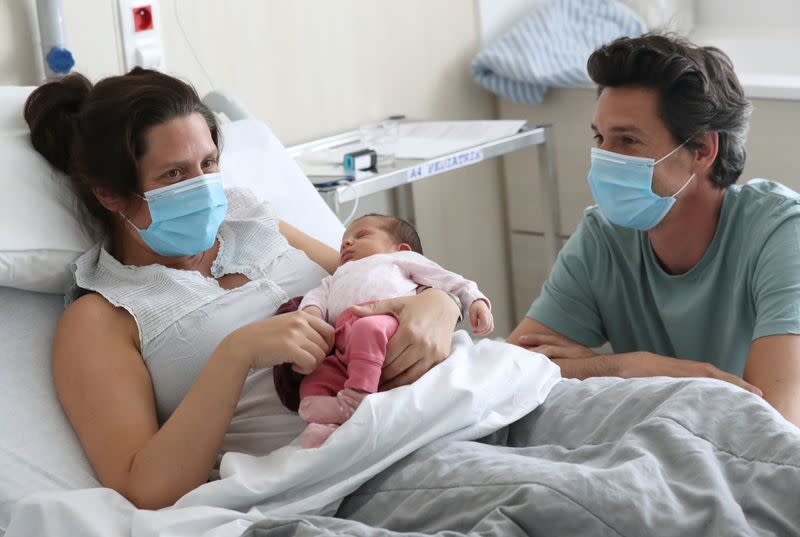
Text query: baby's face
339 217 403 264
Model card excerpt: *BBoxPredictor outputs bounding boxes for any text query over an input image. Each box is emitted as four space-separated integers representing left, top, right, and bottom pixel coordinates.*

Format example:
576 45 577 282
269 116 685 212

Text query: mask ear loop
654 136 695 165
341 182 360 226
654 137 697 198
671 173 696 198
117 192 149 232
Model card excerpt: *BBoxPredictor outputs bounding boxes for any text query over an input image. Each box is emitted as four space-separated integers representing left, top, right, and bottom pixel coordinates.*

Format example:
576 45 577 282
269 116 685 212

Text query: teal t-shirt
527 179 800 377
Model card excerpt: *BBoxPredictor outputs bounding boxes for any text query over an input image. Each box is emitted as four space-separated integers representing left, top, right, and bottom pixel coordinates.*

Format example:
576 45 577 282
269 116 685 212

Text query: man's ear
396 243 413 252
693 131 719 173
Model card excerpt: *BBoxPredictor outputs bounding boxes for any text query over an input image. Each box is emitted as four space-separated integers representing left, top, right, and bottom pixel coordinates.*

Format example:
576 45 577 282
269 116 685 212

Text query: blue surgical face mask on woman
120 172 228 257
587 141 695 231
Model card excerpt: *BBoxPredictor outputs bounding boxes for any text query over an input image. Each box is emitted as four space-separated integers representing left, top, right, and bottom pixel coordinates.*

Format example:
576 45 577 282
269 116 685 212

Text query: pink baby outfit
300 307 398 398
296 251 489 448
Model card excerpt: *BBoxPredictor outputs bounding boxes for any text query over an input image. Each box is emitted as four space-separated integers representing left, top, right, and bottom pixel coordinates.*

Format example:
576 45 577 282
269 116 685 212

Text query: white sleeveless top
68 188 328 459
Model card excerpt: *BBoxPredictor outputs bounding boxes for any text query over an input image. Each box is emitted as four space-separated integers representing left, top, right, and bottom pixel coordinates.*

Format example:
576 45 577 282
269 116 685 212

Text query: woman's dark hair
587 33 752 188
24 68 220 231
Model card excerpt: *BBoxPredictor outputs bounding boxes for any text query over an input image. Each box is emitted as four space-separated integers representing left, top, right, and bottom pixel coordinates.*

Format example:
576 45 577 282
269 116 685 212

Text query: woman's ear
92 187 130 213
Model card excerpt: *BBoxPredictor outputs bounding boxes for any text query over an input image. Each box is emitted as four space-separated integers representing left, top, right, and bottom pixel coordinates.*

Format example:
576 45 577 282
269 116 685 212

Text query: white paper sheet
394 120 526 159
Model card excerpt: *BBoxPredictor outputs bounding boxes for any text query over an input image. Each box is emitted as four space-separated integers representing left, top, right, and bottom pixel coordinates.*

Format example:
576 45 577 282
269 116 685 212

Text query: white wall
477 0 548 44
1 0 517 335
695 0 800 30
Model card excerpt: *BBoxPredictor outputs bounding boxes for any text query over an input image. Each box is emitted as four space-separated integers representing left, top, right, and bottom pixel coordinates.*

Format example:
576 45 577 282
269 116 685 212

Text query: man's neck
647 182 726 275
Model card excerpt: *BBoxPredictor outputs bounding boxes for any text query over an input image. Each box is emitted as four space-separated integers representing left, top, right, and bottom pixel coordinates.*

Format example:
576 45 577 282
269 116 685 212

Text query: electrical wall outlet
117 0 165 72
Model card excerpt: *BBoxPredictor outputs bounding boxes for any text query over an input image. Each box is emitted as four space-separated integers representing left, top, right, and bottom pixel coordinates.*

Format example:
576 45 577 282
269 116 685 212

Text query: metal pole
537 125 561 266
392 184 416 227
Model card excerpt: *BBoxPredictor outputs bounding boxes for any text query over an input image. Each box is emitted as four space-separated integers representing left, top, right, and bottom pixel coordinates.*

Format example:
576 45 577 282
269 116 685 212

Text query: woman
24 68 460 510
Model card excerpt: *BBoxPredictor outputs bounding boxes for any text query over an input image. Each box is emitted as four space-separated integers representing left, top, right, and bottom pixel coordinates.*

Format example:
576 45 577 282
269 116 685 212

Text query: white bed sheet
6 333 561 537
0 287 100 535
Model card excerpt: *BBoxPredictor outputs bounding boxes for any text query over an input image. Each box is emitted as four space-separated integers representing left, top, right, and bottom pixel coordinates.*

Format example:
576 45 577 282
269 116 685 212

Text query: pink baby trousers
300 308 399 398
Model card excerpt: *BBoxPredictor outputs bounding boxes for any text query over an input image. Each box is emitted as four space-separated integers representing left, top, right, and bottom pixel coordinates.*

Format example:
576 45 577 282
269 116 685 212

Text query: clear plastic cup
359 119 399 169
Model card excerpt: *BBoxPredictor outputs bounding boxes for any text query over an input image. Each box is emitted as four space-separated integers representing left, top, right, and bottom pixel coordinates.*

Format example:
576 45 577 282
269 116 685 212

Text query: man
508 34 800 427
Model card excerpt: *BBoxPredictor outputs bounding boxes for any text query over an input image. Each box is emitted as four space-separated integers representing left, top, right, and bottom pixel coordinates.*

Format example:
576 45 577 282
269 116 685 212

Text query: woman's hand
225 310 335 374
349 288 460 389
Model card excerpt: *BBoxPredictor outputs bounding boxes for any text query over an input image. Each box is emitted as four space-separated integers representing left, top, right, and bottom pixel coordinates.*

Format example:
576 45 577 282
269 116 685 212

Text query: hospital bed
1 86 799 537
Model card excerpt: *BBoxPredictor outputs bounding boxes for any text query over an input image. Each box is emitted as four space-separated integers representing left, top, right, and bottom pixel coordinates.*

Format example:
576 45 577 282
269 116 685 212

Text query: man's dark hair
587 33 752 188
357 214 423 254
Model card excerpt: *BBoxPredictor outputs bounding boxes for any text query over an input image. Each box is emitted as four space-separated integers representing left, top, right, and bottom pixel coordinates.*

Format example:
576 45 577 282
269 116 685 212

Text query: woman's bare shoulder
56 292 140 355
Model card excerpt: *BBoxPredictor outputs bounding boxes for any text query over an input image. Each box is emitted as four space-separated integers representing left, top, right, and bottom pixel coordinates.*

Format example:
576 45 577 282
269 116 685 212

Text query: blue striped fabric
471 0 647 105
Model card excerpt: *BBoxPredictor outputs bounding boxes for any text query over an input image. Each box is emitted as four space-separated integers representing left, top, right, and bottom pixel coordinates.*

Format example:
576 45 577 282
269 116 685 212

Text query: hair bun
24 73 93 174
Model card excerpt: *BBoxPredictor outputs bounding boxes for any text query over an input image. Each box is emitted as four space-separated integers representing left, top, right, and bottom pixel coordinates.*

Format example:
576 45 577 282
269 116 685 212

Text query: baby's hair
355 213 423 255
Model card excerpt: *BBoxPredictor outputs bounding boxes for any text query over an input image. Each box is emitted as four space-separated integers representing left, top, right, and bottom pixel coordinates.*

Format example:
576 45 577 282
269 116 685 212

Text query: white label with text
407 150 484 181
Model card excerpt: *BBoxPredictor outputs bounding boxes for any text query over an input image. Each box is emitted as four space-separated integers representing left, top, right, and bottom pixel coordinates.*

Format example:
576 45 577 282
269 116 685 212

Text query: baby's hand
469 300 494 337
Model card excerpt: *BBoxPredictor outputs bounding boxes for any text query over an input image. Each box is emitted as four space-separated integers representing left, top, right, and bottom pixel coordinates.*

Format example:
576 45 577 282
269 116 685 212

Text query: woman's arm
279 220 339 274
54 294 333 510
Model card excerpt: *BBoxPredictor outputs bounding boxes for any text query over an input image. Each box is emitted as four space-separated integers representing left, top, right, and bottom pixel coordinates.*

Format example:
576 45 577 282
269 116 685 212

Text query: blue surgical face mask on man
587 141 695 231
120 172 228 257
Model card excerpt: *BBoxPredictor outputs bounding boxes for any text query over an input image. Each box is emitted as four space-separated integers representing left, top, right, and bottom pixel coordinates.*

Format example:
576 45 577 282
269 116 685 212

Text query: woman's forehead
141 113 215 165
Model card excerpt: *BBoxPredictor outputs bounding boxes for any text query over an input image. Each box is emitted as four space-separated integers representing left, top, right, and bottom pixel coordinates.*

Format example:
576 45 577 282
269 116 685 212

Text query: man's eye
592 134 603 145
622 136 638 145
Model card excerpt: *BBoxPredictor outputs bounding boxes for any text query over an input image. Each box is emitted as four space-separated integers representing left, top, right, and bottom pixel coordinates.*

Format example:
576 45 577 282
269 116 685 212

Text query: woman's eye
202 158 216 168
166 169 181 179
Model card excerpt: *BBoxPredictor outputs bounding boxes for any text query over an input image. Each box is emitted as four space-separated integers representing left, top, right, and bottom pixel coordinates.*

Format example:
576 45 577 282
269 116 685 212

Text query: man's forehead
592 86 670 136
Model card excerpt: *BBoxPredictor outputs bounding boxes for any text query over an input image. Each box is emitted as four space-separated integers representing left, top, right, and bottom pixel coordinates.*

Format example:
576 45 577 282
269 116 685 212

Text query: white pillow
0 84 342 293
0 133 96 293
0 86 35 134
0 87 95 293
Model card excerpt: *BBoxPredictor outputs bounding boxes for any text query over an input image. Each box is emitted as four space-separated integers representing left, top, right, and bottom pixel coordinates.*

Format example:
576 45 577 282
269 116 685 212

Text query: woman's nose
188 165 205 179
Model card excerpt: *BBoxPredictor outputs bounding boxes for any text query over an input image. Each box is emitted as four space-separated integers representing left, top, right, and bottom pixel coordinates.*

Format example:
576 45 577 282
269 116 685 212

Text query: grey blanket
244 377 800 536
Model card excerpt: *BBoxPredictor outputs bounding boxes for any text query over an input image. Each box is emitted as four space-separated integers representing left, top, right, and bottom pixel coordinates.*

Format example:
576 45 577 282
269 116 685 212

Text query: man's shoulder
731 179 800 208
726 179 800 232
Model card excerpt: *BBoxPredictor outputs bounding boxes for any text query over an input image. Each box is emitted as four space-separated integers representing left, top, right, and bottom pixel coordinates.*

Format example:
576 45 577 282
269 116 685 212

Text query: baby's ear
396 243 412 252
